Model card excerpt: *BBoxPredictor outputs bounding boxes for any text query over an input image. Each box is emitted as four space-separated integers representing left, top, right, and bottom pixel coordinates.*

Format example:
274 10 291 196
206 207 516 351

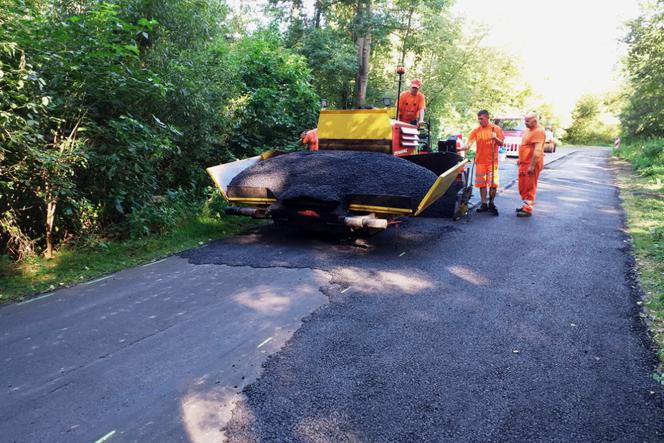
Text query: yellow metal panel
260 150 276 160
206 166 229 201
318 109 392 140
414 159 469 216
206 155 261 202
348 204 413 215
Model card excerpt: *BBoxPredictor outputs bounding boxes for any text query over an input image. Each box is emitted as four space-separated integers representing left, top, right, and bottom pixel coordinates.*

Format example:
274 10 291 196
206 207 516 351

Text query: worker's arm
417 108 425 125
457 140 473 152
492 127 504 147
492 133 504 147
527 138 545 174
458 129 476 152
417 95 426 125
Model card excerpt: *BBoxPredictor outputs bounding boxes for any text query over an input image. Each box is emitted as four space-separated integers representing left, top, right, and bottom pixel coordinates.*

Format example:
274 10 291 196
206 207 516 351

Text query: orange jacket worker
300 128 318 151
457 110 504 215
398 79 426 125
517 112 546 217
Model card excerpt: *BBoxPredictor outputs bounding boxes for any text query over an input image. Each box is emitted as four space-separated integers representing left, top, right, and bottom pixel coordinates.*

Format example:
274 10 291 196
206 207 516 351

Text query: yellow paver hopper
207 151 468 232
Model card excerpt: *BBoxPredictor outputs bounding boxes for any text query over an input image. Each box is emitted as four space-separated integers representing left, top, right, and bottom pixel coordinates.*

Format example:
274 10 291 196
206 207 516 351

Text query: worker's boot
476 203 489 213
516 208 532 217
489 202 499 216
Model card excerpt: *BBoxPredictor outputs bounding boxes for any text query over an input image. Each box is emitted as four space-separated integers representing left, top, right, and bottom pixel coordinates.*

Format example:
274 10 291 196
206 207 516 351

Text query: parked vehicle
544 127 556 153
492 115 525 158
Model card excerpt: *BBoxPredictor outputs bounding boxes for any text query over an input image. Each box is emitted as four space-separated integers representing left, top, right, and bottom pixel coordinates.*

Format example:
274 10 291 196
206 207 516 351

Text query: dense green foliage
617 139 664 178
616 1 664 174
614 1 664 164
1 0 527 261
621 0 664 139
564 93 617 146
272 0 530 132
1 0 318 259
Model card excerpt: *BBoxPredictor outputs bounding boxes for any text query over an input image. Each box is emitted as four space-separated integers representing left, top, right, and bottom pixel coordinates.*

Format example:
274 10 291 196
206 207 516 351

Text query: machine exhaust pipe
340 214 388 230
224 206 270 218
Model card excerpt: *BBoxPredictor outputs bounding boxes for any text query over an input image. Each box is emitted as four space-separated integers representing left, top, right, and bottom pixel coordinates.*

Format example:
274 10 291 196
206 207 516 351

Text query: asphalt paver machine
207 109 469 233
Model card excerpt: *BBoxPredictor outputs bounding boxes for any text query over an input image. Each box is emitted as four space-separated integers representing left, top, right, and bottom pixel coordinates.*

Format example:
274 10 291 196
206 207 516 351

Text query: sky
451 0 642 125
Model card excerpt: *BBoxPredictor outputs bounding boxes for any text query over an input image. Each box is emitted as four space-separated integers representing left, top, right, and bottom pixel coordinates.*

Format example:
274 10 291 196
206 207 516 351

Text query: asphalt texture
466 147 576 209
2 148 663 442
229 150 437 206
0 260 330 441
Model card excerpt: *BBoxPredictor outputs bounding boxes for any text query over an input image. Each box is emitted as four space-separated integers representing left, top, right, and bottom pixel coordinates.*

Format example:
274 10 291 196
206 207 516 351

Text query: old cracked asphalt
1 148 663 442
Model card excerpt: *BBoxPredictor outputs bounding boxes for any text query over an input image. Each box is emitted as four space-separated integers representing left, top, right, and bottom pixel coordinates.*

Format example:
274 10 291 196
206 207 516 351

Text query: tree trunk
45 196 57 259
399 7 415 66
353 0 372 108
314 0 322 29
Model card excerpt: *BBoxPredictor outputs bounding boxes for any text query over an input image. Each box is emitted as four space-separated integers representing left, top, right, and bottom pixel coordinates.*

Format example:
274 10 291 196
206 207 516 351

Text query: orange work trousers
518 163 542 213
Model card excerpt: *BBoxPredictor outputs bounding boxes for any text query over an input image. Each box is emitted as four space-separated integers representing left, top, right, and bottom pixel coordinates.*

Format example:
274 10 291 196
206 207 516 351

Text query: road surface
1 148 663 442
467 146 576 208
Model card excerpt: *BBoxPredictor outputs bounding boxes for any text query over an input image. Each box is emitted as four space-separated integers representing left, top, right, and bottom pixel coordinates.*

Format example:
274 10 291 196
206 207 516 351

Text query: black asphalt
2 148 663 442
229 150 437 205
196 148 664 441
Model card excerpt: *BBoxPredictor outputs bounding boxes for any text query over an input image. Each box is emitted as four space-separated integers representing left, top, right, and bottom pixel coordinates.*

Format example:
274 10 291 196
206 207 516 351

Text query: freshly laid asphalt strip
197 148 663 442
230 150 437 207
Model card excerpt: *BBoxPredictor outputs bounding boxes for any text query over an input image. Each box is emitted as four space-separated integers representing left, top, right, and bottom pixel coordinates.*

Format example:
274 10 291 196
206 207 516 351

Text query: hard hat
410 79 422 89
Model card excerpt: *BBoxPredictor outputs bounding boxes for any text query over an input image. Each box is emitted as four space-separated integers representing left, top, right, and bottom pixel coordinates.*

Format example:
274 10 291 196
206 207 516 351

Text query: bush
0 1 319 260
127 188 196 239
565 94 618 146
616 138 664 178
226 32 319 158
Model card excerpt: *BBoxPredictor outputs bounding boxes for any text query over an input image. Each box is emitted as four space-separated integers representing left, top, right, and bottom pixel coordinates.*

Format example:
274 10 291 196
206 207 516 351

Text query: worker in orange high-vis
516 112 546 217
457 109 504 215
398 79 426 125
299 128 318 151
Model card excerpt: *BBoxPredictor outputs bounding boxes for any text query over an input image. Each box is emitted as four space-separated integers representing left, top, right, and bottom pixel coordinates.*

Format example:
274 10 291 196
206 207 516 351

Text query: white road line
340 287 352 294
94 430 116 443
18 293 55 305
257 337 273 349
84 275 112 285
141 258 167 268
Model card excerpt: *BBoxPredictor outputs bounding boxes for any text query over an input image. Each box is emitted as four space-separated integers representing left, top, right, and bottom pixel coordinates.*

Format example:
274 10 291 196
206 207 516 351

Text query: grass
0 214 262 303
613 141 664 369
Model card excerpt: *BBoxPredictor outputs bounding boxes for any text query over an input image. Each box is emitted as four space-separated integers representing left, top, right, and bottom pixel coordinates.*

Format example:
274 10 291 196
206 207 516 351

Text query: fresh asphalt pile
229 150 438 210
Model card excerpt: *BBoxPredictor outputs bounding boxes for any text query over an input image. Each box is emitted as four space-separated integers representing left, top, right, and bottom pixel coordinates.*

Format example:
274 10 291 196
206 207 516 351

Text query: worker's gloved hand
418 121 426 128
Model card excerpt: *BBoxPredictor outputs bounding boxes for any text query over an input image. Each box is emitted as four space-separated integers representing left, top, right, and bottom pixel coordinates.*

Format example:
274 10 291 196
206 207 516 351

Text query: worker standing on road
398 79 426 126
517 112 546 217
457 109 504 215
299 128 318 151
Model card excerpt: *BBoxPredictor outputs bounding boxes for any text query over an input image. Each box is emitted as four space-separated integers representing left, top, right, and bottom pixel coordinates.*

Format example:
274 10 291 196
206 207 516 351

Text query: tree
353 0 372 107
565 94 617 145
621 0 664 138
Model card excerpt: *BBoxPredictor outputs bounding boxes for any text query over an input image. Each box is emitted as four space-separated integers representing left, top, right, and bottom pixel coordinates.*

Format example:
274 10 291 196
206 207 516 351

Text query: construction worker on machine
299 128 318 151
398 79 426 126
516 112 546 217
457 109 504 215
